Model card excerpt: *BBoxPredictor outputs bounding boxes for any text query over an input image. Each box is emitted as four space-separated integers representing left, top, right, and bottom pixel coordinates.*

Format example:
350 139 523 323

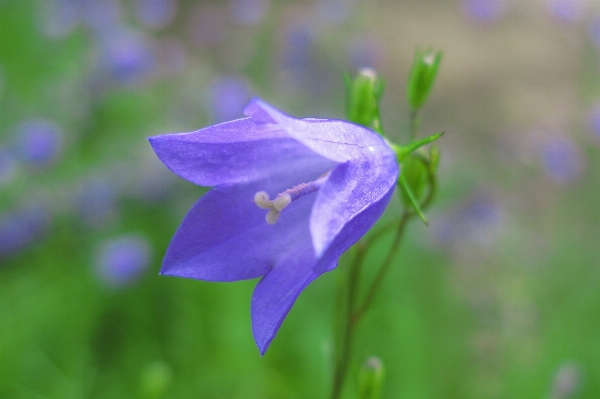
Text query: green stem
352 211 410 322
409 108 420 140
329 161 438 398
330 245 365 399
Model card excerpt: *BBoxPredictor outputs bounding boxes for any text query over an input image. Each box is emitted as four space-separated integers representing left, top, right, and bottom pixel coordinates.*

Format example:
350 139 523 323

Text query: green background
1 0 599 398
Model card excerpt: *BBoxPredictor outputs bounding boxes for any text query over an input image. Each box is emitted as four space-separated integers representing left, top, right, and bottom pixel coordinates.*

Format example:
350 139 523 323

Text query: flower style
149 99 398 354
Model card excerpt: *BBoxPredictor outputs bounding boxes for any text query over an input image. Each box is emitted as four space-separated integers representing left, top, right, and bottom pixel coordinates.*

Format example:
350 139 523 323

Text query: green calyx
388 135 443 225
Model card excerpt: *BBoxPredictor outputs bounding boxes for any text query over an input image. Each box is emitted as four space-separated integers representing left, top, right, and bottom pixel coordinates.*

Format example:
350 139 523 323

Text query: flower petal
148 117 331 186
244 98 390 163
251 246 335 355
314 185 395 274
161 161 331 282
311 156 398 260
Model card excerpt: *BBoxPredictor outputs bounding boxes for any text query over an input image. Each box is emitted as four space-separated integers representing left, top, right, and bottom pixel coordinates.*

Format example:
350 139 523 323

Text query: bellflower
149 98 398 354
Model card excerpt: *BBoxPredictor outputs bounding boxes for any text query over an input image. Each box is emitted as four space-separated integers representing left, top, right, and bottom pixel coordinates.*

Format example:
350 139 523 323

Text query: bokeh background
1 0 599 398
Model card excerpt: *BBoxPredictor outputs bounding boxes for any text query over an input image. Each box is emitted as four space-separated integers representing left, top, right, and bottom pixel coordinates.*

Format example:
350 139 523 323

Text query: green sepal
398 156 429 225
406 49 442 110
344 68 384 134
388 131 443 163
358 357 385 399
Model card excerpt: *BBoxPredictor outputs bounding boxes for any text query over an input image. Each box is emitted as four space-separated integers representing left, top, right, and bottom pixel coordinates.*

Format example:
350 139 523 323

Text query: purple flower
134 0 177 30
462 0 505 22
539 137 584 184
15 119 64 168
96 27 156 86
0 203 51 259
0 147 17 185
547 0 584 23
95 234 151 288
149 98 398 354
208 76 252 123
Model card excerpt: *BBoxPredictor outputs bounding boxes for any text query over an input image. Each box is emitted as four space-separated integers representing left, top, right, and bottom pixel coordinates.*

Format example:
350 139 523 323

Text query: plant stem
409 108 420 141
330 245 365 399
352 211 410 322
329 161 437 399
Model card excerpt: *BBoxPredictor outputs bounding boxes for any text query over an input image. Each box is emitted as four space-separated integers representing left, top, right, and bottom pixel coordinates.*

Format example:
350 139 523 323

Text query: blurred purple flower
281 24 313 80
135 0 177 30
78 0 121 30
0 203 51 259
347 37 383 70
156 37 188 76
551 361 582 399
547 0 584 23
316 0 355 25
229 0 268 25
279 24 334 95
149 98 398 354
589 16 600 48
95 234 151 288
539 137 584 184
462 0 505 22
187 5 227 48
208 76 252 123
433 192 504 248
14 119 64 168
587 103 600 138
97 27 156 86
40 0 80 38
0 147 17 185
74 177 118 228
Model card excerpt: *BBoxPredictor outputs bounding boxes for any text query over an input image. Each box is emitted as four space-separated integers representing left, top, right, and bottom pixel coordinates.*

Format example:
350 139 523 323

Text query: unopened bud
551 361 582 399
358 356 385 399
406 49 442 110
345 68 384 133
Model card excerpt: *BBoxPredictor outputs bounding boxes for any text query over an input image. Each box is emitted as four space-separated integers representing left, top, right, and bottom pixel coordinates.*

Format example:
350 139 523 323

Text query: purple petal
149 117 335 186
161 160 331 281
251 245 330 355
315 185 395 273
243 98 390 162
311 157 397 259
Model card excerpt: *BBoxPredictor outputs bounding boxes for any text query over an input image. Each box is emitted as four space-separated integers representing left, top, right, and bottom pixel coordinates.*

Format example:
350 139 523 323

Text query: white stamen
254 172 330 225
266 209 281 225
254 191 272 209
273 193 291 211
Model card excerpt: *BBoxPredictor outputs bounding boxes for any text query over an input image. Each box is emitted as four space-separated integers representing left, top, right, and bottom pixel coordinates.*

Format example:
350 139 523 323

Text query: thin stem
353 211 410 322
409 108 420 141
329 157 437 399
330 245 365 399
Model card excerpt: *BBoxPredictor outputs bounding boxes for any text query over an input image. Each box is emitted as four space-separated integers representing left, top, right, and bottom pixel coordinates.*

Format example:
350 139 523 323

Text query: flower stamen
254 174 329 225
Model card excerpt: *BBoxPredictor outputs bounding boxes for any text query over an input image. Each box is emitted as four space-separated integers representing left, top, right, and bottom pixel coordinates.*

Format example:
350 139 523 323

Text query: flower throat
254 173 329 225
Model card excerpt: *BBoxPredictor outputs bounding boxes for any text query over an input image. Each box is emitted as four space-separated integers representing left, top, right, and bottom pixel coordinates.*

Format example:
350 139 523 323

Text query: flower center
254 173 329 225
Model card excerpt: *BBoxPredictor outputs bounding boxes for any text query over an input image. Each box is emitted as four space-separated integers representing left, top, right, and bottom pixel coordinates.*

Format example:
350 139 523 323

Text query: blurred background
1 0 599 398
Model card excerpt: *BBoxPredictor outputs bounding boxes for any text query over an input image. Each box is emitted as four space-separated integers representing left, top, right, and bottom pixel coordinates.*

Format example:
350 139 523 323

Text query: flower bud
358 356 385 399
550 361 582 399
345 68 384 133
406 49 442 110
